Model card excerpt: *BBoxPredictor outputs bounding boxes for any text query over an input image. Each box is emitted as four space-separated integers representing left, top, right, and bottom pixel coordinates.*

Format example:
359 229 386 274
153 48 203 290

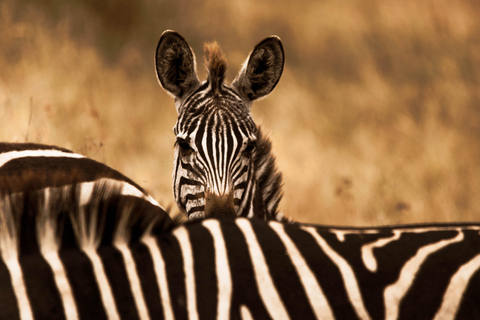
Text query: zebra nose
205 190 235 217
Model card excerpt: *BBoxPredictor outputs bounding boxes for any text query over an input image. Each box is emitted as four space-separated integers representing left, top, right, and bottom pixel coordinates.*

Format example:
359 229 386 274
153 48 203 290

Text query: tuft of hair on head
204 41 227 94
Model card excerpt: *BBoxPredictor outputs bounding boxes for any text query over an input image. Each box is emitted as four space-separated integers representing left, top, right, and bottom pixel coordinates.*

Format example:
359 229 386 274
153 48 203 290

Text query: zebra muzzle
205 190 235 217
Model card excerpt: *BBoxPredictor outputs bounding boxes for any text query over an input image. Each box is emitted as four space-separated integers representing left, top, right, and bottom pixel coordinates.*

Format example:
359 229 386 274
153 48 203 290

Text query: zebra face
173 93 258 219
156 30 284 220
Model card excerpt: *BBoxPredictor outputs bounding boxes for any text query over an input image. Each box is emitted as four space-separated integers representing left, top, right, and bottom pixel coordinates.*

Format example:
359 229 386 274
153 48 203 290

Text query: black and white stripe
155 30 284 221
0 142 164 211
0 181 173 320
2 182 480 319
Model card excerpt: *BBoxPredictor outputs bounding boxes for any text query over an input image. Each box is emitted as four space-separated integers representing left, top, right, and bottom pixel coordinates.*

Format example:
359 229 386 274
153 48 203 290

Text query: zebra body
155 31 284 221
155 220 480 320
2 183 480 319
0 142 165 213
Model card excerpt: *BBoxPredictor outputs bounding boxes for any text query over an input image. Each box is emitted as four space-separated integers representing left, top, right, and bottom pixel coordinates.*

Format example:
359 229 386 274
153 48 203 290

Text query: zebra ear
155 30 200 102
233 36 284 103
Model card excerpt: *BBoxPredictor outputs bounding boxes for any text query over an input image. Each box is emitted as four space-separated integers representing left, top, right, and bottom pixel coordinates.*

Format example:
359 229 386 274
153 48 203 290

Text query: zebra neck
252 127 283 220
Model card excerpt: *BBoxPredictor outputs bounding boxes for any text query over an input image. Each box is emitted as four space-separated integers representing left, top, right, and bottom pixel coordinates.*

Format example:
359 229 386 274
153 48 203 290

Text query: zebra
0 142 173 232
155 30 285 221
2 180 480 319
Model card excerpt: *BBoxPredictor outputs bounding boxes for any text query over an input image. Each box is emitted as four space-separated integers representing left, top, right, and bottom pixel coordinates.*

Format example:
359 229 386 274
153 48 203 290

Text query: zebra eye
177 138 194 156
243 141 257 157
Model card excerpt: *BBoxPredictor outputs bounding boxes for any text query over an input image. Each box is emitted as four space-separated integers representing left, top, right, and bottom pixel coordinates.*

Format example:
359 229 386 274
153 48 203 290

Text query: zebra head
155 30 284 220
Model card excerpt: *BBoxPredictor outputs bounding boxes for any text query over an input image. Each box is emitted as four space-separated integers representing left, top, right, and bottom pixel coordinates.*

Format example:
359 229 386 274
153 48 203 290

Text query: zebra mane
253 127 284 220
0 176 176 260
204 41 227 94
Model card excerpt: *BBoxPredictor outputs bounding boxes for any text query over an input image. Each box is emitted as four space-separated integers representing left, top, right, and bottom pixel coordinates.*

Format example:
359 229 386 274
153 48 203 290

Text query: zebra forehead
176 101 257 138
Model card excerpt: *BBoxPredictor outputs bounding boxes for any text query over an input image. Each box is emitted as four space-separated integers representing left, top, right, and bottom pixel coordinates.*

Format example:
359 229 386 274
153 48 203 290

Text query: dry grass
1 0 480 225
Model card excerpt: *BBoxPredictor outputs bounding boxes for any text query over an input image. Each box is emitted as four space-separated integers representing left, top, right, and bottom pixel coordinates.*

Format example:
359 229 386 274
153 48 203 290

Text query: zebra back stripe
0 142 163 210
2 181 480 318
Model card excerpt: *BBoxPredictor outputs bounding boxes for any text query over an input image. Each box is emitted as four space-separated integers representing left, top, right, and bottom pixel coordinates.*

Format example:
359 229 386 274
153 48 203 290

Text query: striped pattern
2 184 480 319
172 85 258 219
0 183 172 320
0 142 164 211
156 30 284 221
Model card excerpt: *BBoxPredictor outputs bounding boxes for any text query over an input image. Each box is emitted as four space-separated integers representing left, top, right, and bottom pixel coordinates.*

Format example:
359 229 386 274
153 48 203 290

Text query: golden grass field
1 0 480 225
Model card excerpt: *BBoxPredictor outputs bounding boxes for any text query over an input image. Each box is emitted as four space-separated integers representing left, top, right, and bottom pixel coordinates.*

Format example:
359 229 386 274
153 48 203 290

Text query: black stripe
131 242 164 320
224 117 235 174
221 219 271 319
250 221 316 318
17 185 77 320
188 205 205 214
60 249 108 320
179 176 203 187
0 260 20 320
400 230 480 319
186 193 205 201
99 246 140 320
0 142 74 153
21 253 66 320
234 181 248 190
215 113 222 182
189 223 217 319
285 226 358 319
0 157 147 195
231 160 248 181
194 114 209 170
457 264 480 318
205 112 216 183
180 160 204 182
158 234 188 320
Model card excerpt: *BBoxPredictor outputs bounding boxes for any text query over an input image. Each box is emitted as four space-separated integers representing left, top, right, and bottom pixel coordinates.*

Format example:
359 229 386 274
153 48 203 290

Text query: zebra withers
2 182 480 319
155 30 284 221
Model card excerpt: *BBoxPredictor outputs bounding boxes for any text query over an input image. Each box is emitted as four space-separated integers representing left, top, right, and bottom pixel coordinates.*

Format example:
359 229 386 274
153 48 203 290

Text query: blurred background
1 0 480 225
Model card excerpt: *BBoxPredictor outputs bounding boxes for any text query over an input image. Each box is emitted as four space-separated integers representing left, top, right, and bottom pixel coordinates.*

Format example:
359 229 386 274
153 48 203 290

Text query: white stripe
236 219 290 319
270 222 334 319
0 196 33 320
37 188 79 320
384 230 464 320
220 120 227 193
240 305 253 320
202 220 232 320
142 236 175 320
4 258 34 320
362 230 402 272
42 251 79 320
0 149 84 168
434 253 480 320
83 248 120 320
174 227 198 320
303 226 371 320
115 243 149 320
77 179 163 209
113 209 149 320
332 225 480 242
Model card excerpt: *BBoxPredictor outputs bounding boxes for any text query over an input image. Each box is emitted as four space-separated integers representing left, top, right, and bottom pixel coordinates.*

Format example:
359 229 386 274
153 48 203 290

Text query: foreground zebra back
0 182 173 320
160 220 480 320
2 183 480 320
0 142 164 212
